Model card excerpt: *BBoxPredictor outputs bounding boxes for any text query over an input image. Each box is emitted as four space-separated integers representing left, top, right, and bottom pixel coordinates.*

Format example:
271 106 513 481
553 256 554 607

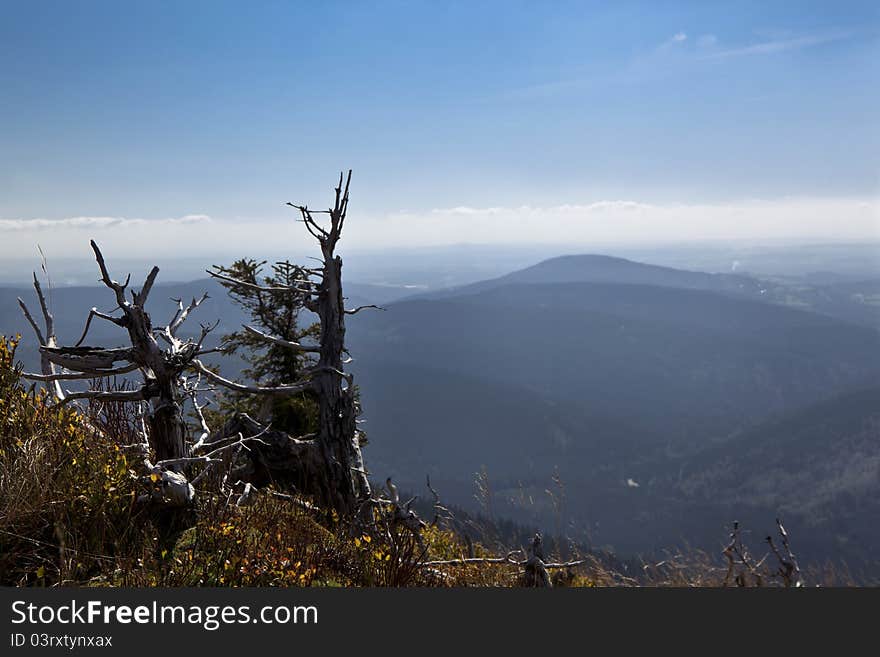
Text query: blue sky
0 1 877 255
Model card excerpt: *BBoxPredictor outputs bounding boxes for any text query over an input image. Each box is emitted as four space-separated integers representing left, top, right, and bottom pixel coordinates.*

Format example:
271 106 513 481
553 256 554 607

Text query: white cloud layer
345 197 879 248
0 214 211 231
0 198 876 260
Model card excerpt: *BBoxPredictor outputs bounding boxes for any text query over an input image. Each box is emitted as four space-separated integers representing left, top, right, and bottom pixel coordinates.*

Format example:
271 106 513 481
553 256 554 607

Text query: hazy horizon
1 238 878 292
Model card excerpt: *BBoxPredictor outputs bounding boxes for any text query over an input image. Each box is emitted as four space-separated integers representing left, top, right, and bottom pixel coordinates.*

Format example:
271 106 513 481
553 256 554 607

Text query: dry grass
0 337 145 585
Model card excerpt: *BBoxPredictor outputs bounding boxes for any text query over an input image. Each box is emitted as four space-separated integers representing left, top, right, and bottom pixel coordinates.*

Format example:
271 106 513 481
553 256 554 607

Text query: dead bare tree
382 477 428 538
722 520 763 586
766 518 803 587
197 171 371 515
17 253 65 401
722 518 803 587
20 241 221 507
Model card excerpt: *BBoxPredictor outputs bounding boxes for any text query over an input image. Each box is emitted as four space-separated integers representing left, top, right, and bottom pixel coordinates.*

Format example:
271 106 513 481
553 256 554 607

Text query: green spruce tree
210 258 320 436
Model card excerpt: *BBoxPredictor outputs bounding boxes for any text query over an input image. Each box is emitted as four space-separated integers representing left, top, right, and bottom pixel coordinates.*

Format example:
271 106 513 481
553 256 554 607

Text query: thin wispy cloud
701 30 854 59
696 34 717 48
506 25 859 100
655 31 688 52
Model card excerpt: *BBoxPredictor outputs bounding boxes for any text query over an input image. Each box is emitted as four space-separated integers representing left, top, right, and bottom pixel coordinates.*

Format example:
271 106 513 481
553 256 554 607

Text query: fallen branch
421 552 522 567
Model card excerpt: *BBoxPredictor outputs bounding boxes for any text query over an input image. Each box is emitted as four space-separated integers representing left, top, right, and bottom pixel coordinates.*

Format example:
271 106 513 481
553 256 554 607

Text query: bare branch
184 374 212 452
191 319 220 354
176 426 274 486
74 307 125 347
41 346 135 371
345 304 384 315
420 548 588 570
543 559 590 569
383 477 427 535
207 269 307 294
299 216 326 241
133 266 160 305
421 552 523 567
192 359 315 396
169 293 209 336
288 203 330 241
242 325 321 352
31 271 54 338
17 297 45 345
19 268 66 400
55 387 148 407
90 240 128 306
194 347 227 357
766 517 802 587
426 475 453 527
335 169 352 235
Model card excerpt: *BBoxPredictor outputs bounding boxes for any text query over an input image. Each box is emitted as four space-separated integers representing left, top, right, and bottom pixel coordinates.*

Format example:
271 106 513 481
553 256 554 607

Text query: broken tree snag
203 171 372 515
384 477 428 537
522 533 552 587
291 171 373 514
24 241 215 506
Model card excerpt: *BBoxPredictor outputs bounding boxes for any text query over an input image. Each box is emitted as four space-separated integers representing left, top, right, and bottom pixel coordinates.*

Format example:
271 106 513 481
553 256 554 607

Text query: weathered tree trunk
293 174 372 513
313 248 369 513
200 171 372 515
147 381 188 468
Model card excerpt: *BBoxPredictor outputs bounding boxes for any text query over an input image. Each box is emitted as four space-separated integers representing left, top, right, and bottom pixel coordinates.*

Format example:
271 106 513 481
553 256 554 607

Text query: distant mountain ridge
412 254 767 301
408 253 880 329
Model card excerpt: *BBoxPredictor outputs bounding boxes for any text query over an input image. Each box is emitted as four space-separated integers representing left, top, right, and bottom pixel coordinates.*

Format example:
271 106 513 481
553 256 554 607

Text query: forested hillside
346 256 880 565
